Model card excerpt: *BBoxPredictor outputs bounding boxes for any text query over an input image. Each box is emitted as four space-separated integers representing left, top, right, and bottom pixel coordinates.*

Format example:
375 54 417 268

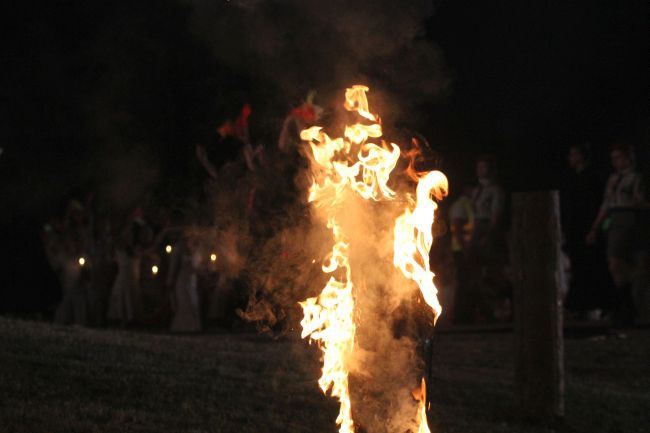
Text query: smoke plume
184 4 449 429
226 87 439 432
186 0 450 114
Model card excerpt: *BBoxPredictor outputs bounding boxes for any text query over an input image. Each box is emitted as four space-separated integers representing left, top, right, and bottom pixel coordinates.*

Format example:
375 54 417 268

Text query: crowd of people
40 95 649 333
445 143 648 326
40 98 313 333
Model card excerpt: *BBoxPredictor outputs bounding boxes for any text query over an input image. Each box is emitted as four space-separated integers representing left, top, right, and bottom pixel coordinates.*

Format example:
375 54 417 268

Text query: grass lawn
0 317 648 433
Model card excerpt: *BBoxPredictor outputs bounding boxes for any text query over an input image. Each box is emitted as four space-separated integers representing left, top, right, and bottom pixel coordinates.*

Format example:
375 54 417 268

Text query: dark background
425 0 648 191
1 0 648 312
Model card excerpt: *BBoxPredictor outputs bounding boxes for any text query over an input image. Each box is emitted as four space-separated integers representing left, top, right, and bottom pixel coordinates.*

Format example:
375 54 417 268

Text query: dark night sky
2 1 648 205
424 0 648 190
1 0 648 311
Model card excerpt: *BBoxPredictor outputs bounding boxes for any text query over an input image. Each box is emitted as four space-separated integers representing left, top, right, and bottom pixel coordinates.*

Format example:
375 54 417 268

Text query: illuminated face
568 147 584 169
610 150 630 172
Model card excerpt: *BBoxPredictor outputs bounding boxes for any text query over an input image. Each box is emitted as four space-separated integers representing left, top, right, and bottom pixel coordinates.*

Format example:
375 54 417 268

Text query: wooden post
512 191 564 421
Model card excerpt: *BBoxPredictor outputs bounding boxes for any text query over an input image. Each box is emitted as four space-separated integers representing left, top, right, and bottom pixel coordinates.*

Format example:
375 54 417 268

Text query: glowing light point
165 245 172 254
78 257 86 266
151 265 159 275
210 253 217 262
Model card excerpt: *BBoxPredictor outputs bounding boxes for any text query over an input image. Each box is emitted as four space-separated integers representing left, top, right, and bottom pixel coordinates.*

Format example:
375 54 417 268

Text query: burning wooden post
512 190 565 421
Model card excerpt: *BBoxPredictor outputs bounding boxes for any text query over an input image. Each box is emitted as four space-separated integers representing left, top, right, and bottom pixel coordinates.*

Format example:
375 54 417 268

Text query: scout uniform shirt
471 178 505 223
600 168 644 213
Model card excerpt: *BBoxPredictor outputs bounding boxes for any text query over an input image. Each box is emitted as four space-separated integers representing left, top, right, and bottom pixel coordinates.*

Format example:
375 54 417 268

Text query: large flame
300 85 446 433
394 170 448 323
299 219 355 433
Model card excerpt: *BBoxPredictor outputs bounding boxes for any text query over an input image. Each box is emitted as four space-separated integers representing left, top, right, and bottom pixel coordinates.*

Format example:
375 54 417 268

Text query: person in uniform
448 186 474 323
587 143 646 325
467 155 508 322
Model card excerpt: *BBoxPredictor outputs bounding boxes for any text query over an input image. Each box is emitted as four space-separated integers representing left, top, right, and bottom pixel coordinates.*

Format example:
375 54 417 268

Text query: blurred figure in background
195 101 258 225
44 200 90 325
448 185 474 323
195 102 258 320
141 207 178 327
195 106 247 182
587 143 646 326
87 213 116 328
107 208 152 326
167 233 203 333
277 92 323 201
467 155 509 322
561 143 609 320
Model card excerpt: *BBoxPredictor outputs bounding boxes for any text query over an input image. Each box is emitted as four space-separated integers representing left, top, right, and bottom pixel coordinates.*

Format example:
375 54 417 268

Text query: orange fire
394 170 448 323
415 378 430 433
300 85 446 433
299 219 355 433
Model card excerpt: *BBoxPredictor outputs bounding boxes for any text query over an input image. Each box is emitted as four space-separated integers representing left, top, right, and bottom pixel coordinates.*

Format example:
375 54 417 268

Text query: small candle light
165 245 172 254
151 265 159 275
210 253 217 262
78 257 86 266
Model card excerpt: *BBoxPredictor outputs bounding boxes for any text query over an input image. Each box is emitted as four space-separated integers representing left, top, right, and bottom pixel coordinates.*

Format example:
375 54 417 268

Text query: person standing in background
87 213 115 328
449 186 474 323
561 143 609 319
467 155 508 322
107 209 152 326
587 143 646 326
167 234 202 333
45 200 90 326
